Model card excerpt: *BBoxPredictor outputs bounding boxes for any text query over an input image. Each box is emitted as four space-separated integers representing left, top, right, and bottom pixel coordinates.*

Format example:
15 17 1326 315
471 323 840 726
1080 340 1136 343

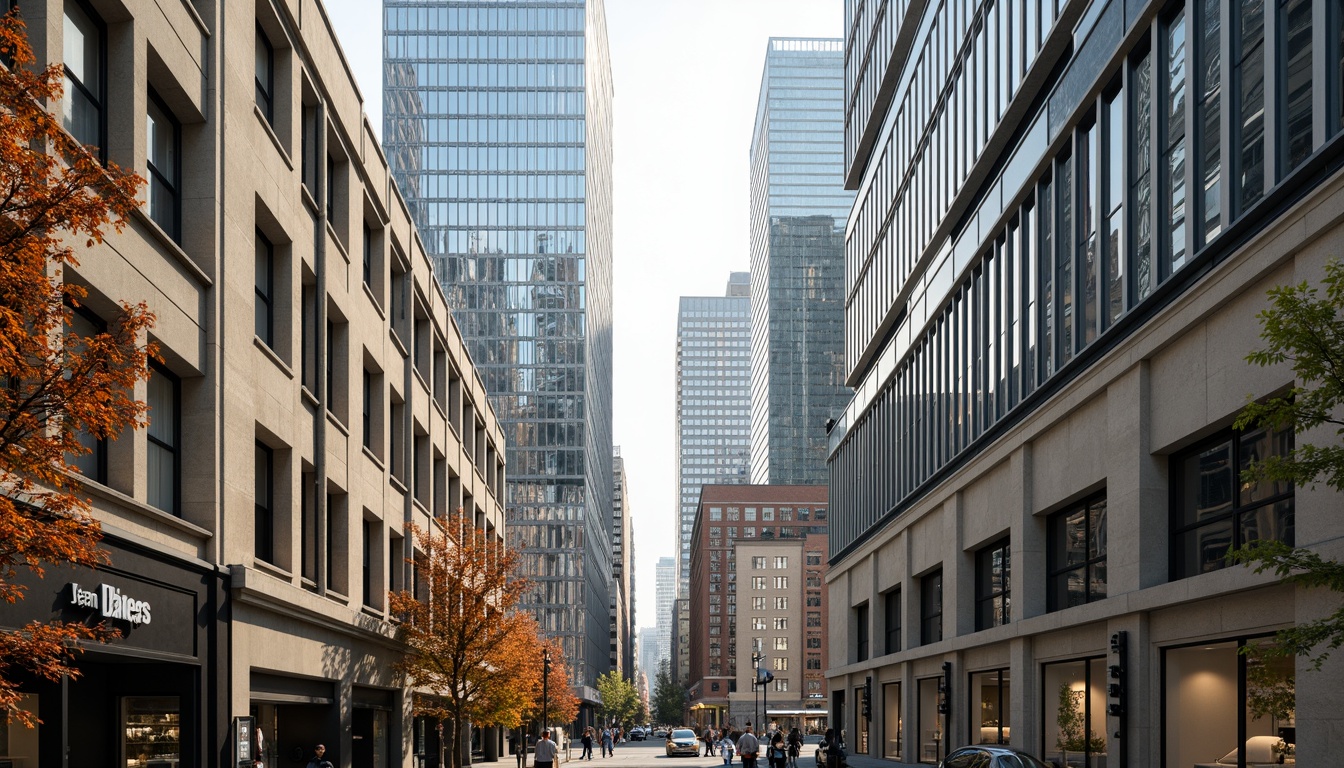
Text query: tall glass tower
383 0 614 694
675 273 751 597
748 38 854 485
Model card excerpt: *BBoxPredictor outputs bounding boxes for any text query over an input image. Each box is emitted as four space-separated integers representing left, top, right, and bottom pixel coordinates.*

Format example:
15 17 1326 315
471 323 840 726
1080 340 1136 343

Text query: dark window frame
1170 426 1294 579
62 0 107 160
855 603 869 663
975 537 1012 631
1047 493 1109 611
884 588 901 655
66 302 108 484
920 568 943 645
254 441 274 564
145 88 181 241
255 23 274 123
255 229 274 347
146 362 181 516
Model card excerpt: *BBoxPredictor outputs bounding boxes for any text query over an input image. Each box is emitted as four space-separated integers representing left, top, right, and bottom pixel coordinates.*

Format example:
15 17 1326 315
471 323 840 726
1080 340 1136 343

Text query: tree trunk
439 718 448 768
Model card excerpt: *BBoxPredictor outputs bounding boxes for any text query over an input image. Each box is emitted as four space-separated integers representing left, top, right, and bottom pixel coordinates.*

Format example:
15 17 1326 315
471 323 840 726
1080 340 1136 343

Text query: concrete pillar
484 726 499 762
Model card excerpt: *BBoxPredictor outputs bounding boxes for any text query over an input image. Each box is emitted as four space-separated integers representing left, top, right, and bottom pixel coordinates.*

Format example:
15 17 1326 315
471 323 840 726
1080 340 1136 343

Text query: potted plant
1055 684 1106 768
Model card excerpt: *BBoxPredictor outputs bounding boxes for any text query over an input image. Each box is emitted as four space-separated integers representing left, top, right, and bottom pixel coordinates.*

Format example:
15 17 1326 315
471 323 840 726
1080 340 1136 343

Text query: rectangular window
774 596 789 610
254 442 273 563
1042 658 1107 766
1039 178 1055 376
388 533 401 593
774 637 788 651
362 518 374 608
855 603 869 662
146 92 180 241
753 617 766 630
1235 0 1266 212
146 364 179 515
1196 0 1222 246
1172 426 1294 578
1078 120 1099 348
774 556 788 569
1056 154 1074 364
1132 50 1155 302
884 589 901 654
1278 0 1313 174
971 668 1011 745
362 221 373 287
752 597 766 610
255 231 274 346
62 0 104 154
772 657 789 671
301 283 316 391
66 306 106 483
773 576 789 589
1164 7 1189 275
301 470 316 582
884 682 903 760
921 569 943 645
255 24 274 123
752 576 766 590
1048 495 1108 610
362 369 373 450
976 538 1011 630
1103 88 1125 326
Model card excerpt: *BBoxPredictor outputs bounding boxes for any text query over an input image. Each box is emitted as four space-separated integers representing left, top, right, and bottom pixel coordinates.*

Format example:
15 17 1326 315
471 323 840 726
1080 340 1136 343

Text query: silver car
937 745 1055 768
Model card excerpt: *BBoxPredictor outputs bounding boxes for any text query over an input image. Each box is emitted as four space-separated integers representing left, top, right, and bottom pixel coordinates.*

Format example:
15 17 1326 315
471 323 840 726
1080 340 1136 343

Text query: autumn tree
528 635 580 732
0 10 151 725
391 511 547 768
1232 258 1344 709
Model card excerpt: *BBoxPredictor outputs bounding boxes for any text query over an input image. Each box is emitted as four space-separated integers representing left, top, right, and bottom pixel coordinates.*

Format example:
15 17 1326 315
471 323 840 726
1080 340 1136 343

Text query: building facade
676 273 753 597
655 556 677 673
612 447 634 679
638 625 662 686
686 485 830 731
0 1 507 767
382 0 616 695
827 0 1344 764
748 39 855 486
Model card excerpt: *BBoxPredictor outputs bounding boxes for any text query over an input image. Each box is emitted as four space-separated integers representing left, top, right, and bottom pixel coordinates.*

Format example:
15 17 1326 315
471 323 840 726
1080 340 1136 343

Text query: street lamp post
543 649 552 735
751 652 762 728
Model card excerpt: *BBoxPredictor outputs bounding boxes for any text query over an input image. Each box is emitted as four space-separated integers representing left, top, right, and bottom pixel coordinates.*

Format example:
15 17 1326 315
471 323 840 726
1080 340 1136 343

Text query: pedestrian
581 727 594 761
787 728 802 768
306 744 333 768
768 731 788 768
601 727 614 758
822 729 843 768
703 726 716 757
736 722 760 768
719 732 735 766
535 730 558 768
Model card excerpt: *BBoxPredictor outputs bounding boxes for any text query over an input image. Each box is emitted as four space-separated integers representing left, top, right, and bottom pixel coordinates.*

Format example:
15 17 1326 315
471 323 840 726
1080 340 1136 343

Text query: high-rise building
827 0 1344 763
0 1 507 764
676 273 752 597
686 485 829 730
638 626 662 685
383 0 616 698
655 556 677 672
612 447 634 679
748 39 855 485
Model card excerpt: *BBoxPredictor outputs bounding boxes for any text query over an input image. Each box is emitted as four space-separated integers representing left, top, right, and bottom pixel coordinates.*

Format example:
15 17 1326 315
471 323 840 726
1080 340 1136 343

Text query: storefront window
1042 659 1107 767
1 694 39 765
124 696 180 767
1164 641 1294 768
970 669 1010 745
917 677 943 764
854 686 869 754
883 682 902 760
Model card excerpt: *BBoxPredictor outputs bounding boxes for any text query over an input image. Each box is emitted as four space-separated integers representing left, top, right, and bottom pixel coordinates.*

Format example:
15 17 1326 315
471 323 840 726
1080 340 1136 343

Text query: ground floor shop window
124 696 181 767
854 686 869 754
0 694 39 766
971 669 1010 745
917 677 943 764
882 682 902 760
1042 659 1107 767
1164 640 1294 768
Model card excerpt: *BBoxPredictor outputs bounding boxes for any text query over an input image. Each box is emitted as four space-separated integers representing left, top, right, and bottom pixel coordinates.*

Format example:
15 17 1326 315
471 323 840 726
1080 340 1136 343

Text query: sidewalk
845 751 925 768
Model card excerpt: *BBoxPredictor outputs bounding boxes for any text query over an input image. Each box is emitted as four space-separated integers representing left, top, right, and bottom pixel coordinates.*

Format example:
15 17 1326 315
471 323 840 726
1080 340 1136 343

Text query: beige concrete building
0 1 506 767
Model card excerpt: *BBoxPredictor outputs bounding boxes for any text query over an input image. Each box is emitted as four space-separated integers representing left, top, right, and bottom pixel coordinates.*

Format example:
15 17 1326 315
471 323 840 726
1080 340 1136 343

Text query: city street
511 738 922 768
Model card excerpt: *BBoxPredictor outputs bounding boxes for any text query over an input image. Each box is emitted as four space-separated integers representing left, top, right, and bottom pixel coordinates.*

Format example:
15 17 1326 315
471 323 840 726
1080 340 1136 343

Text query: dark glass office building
383 0 615 696
749 39 856 486
827 0 1344 763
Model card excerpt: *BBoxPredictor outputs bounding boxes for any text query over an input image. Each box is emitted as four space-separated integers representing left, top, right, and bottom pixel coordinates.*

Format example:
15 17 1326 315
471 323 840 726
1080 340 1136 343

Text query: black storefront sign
0 535 226 768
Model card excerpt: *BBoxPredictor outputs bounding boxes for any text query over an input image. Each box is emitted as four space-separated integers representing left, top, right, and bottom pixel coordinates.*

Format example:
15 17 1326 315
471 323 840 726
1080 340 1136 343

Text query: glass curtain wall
1042 659 1108 768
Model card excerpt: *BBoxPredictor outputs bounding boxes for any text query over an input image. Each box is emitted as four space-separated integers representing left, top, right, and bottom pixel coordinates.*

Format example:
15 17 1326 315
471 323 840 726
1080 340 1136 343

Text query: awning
765 710 829 716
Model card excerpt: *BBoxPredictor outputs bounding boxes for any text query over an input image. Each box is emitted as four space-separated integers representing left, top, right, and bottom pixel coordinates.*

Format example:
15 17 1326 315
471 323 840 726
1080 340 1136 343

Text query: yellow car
666 728 700 757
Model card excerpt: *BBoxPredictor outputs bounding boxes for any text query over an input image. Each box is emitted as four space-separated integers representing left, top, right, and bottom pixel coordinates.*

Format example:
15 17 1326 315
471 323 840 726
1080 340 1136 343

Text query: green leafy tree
595 670 639 728
651 660 686 726
1233 258 1344 680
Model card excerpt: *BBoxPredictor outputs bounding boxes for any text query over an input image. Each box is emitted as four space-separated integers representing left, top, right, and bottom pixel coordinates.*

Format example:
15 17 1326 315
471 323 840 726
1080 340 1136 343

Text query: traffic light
543 649 552 676
861 677 872 720
1108 632 1126 720
937 662 951 715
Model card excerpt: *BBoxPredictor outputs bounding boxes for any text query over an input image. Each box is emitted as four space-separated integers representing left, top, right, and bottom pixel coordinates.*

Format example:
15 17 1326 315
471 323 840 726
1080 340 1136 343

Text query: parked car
653 728 668 738
629 727 646 741
666 728 700 757
937 745 1055 768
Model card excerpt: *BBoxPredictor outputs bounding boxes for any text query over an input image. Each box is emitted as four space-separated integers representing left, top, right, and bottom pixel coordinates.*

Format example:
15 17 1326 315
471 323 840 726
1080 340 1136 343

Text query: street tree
651 659 686 726
594 669 639 727
1233 258 1344 683
0 11 151 725
391 511 541 768
527 635 580 732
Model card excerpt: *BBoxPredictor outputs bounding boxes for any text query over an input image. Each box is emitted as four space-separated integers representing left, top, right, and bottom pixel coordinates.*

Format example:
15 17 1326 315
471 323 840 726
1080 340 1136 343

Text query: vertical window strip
1235 0 1266 212
146 364 180 516
254 442 273 563
255 231 273 346
1278 0 1312 174
1165 8 1190 276
1197 0 1223 246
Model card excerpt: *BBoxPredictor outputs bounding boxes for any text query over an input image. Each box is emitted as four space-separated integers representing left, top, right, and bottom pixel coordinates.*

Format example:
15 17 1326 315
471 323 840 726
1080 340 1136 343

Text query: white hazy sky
321 0 844 634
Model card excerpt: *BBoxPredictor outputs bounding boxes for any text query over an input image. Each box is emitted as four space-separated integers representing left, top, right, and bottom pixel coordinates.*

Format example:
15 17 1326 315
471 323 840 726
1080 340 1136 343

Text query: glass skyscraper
748 39 855 485
383 0 614 693
675 273 752 596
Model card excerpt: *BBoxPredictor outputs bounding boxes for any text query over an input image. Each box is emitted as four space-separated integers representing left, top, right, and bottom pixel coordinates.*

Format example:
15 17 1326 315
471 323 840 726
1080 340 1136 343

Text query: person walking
822 729 844 768
580 727 594 761
719 732 736 766
703 726 716 757
600 727 614 758
306 744 333 768
768 731 787 768
786 728 803 768
535 731 558 768
737 723 760 768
